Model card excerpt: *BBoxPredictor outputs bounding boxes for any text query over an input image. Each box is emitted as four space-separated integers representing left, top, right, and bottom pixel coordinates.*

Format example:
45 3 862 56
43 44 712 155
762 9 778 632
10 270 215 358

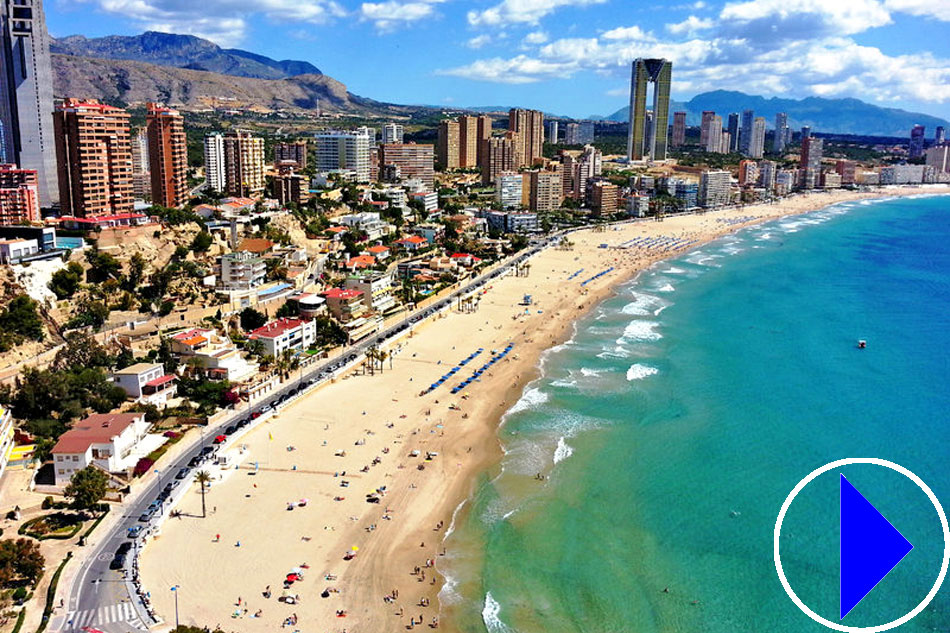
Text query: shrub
133 458 155 477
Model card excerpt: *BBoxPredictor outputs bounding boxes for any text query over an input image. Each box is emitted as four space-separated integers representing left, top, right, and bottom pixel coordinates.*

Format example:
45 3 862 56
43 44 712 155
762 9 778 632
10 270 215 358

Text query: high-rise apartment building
496 172 523 210
562 144 602 201
909 125 926 159
727 113 740 153
721 132 732 155
0 0 57 207
800 136 823 189
223 130 265 196
275 141 308 170
508 108 544 167
525 170 561 213
204 133 226 193
748 117 766 159
739 110 755 156
738 160 758 187
801 126 812 140
53 99 133 217
700 111 716 149
0 163 38 224
146 102 188 208
437 119 460 170
936 126 946 145
587 180 618 216
379 143 434 189
705 115 723 153
925 145 950 173
458 115 482 168
381 123 404 145
758 160 776 190
545 120 559 144
835 160 856 185
627 58 671 161
314 129 371 182
131 128 150 201
774 112 789 154
672 111 686 148
481 136 515 185
699 170 731 208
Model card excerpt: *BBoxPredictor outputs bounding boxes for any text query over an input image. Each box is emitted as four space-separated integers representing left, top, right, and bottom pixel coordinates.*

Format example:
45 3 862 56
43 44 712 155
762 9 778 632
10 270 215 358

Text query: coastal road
57 240 551 633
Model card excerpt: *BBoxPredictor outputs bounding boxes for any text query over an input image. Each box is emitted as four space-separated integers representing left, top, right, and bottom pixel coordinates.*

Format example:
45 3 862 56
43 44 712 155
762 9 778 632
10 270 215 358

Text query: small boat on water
857 340 867 349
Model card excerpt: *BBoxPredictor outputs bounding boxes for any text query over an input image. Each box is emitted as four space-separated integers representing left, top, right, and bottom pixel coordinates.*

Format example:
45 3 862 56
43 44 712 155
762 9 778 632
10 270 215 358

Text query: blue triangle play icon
840 474 914 619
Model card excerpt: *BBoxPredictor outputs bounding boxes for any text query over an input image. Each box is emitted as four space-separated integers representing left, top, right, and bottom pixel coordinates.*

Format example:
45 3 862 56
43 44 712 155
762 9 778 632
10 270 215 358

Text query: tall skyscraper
458 115 482 168
705 115 723 153
204 133 226 193
131 129 150 201
437 119 460 170
800 136 823 189
774 112 789 154
627 58 672 161
700 111 716 149
739 110 755 156
508 108 544 167
480 136 515 185
0 0 57 208
671 111 686 148
545 120 559 144
275 141 308 169
223 130 265 196
909 125 925 159
379 142 434 189
146 102 188 208
525 169 561 213
936 126 946 145
53 99 133 217
748 117 766 159
699 170 731 208
381 123 404 145
801 126 812 140
314 129 370 182
727 113 740 153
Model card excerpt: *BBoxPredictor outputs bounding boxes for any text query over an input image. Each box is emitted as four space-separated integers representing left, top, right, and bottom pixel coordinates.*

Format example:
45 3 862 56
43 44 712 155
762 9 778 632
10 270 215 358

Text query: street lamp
170 585 180 629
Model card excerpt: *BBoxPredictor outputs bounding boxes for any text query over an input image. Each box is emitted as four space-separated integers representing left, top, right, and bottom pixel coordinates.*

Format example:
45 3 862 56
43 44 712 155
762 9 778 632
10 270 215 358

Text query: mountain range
599 90 950 138
51 31 320 80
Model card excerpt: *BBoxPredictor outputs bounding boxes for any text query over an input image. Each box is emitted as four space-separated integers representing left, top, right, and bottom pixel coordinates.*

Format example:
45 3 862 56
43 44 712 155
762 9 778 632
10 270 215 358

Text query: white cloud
522 30 549 45
437 55 572 83
360 0 444 31
718 0 892 37
600 25 655 41
94 0 346 46
884 0 950 21
666 15 714 36
467 34 493 49
467 0 606 27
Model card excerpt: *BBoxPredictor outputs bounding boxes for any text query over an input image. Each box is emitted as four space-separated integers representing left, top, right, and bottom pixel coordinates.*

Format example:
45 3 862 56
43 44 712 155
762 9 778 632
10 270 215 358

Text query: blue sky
47 0 950 122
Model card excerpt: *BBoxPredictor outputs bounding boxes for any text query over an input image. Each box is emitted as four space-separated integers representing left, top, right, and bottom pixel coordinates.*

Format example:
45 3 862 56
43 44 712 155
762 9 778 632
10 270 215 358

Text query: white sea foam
553 436 573 464
597 345 630 359
506 386 549 415
626 363 659 381
618 320 662 344
656 283 675 293
663 266 687 274
654 304 669 316
579 367 604 377
483 592 510 633
621 292 666 316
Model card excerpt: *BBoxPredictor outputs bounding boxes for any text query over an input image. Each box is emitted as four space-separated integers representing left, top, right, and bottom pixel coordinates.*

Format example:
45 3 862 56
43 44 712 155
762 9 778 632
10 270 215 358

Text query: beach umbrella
352 545 359 551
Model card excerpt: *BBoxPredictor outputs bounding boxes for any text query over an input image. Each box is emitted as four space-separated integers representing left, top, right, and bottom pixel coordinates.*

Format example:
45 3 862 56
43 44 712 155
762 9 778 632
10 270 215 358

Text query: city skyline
41 1 950 122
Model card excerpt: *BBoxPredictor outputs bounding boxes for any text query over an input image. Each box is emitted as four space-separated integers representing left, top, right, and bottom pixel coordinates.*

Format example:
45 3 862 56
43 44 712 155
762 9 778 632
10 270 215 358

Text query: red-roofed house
248 317 317 356
323 287 366 322
112 363 177 406
450 253 481 267
51 413 149 485
343 254 376 272
394 235 427 251
365 244 390 261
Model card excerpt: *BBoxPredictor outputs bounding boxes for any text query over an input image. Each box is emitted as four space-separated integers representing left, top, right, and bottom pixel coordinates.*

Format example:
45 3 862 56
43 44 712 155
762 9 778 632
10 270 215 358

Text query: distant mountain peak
601 91 950 138
50 31 321 81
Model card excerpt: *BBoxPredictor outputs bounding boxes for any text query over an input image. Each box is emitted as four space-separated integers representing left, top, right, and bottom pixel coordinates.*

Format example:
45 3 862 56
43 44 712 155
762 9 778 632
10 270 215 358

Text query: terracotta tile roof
51 413 144 454
249 317 307 340
239 238 275 254
367 245 390 254
345 255 376 268
323 288 363 299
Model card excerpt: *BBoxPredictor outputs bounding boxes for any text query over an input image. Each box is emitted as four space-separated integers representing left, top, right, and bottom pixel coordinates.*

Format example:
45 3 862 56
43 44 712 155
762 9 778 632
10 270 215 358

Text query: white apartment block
344 271 397 314
382 123 405 144
204 133 226 193
315 130 371 182
496 172 523 210
112 363 177 407
699 170 732 208
219 251 267 292
51 413 150 486
248 318 317 357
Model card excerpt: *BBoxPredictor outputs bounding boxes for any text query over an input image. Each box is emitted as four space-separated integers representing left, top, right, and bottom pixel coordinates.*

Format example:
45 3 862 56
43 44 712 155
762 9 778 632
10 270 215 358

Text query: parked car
127 526 142 539
175 467 190 480
225 425 236 435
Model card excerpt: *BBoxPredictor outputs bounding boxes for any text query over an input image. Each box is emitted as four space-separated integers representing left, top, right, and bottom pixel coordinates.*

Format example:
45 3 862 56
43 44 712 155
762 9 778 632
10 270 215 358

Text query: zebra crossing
67 602 144 630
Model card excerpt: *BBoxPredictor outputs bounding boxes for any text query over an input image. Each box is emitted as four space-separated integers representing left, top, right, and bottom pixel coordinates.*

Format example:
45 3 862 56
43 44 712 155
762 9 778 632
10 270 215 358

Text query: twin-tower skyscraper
627 58 672 163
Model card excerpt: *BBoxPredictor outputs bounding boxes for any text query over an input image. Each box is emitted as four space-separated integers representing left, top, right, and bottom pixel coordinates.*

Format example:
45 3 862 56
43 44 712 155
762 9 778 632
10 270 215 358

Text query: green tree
195 471 211 518
239 307 267 332
67 298 110 331
190 231 213 252
53 332 115 372
63 467 109 511
0 539 44 588
123 253 147 292
85 249 122 284
0 295 44 343
48 262 84 299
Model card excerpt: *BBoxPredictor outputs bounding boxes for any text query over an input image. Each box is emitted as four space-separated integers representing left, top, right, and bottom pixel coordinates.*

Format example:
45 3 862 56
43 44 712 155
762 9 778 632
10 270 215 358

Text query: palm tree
196 471 211 518
377 350 388 373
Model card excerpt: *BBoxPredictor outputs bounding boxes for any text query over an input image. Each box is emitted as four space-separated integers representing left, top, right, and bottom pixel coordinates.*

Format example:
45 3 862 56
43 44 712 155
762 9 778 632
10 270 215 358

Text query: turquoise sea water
441 195 950 633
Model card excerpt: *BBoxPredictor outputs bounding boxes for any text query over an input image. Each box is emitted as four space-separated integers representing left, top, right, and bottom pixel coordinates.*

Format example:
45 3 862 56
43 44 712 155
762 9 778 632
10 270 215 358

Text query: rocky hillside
51 31 320 80
50 53 396 115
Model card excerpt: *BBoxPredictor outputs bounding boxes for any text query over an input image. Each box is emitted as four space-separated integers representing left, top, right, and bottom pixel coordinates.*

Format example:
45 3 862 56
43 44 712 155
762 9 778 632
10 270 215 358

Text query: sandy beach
138 186 950 633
